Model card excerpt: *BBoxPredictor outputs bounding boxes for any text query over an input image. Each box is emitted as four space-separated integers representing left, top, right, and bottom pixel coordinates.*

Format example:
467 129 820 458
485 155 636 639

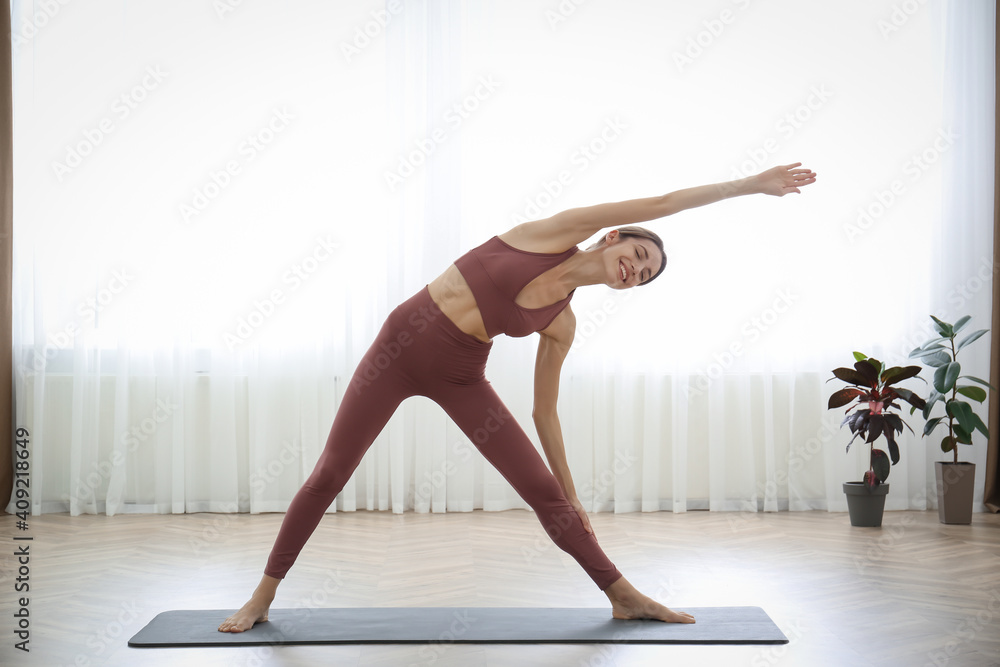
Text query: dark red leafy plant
827 353 927 490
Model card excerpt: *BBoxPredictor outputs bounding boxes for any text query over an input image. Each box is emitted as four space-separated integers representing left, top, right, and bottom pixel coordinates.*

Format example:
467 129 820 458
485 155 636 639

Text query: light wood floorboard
1 509 999 666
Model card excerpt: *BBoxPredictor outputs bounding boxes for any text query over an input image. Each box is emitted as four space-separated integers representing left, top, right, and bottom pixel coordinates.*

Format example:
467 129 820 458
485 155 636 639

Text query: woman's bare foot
605 576 696 624
218 574 280 633
218 597 271 632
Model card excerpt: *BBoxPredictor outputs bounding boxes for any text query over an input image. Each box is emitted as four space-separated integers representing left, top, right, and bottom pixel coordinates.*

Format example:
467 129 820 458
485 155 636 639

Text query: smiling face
602 230 664 289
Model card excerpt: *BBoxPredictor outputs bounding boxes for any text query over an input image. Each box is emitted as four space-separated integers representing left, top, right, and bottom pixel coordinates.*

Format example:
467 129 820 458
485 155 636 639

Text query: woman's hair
586 226 667 285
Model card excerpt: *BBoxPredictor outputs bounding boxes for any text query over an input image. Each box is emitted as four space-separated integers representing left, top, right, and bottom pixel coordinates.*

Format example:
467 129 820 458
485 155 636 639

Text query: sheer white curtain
7 0 993 519
930 0 996 510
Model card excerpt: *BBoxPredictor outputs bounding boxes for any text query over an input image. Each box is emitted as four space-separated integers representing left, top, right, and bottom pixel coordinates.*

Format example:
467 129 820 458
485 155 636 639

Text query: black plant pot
843 482 889 527
935 462 976 525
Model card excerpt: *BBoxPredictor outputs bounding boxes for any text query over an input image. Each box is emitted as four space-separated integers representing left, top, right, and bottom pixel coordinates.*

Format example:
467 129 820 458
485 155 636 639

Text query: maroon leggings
263 286 622 590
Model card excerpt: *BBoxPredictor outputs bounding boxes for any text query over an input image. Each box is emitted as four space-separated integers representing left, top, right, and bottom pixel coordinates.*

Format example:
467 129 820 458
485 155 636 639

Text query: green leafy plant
907 315 992 461
827 353 927 489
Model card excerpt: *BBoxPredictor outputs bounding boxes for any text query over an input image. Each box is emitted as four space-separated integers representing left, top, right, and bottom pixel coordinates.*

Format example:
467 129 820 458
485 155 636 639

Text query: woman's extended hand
756 162 816 196
569 496 594 535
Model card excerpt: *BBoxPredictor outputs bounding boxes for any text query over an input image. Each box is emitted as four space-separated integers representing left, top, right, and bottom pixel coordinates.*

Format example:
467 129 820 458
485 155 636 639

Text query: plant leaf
959 375 997 390
852 351 868 362
941 435 955 453
885 429 900 465
954 424 973 444
866 414 885 443
930 315 953 337
947 400 976 436
972 412 989 438
956 386 987 403
846 410 870 434
921 390 944 419
828 387 864 409
956 329 988 353
923 416 945 436
883 413 903 433
952 315 972 334
881 365 922 387
854 360 879 386
871 449 890 482
921 351 952 368
831 367 869 387
909 345 947 360
934 362 961 394
893 387 926 410
845 429 863 454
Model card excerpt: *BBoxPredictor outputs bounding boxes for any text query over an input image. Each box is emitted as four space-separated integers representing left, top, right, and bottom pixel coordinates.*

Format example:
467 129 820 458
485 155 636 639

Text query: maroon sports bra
453 236 578 339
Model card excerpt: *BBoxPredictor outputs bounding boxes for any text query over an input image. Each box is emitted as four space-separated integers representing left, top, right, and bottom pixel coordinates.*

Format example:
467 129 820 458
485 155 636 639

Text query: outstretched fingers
785 166 817 194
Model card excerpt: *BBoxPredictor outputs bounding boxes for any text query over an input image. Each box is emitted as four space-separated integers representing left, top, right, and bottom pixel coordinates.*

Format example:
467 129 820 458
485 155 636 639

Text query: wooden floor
1 508 999 667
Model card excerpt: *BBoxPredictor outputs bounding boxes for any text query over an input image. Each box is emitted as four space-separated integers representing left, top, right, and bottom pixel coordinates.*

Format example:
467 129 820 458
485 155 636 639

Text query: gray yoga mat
128 606 788 647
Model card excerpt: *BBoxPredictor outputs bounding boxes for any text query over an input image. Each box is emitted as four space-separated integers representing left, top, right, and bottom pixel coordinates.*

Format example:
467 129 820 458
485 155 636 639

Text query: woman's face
603 231 662 289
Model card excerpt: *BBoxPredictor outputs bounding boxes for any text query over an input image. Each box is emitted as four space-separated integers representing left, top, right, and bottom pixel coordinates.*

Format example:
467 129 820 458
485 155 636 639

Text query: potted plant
908 315 992 524
827 353 926 526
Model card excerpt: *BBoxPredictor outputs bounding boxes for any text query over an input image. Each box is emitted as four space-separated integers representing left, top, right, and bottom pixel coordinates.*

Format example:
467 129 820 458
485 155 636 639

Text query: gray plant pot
843 482 889 527
935 461 976 525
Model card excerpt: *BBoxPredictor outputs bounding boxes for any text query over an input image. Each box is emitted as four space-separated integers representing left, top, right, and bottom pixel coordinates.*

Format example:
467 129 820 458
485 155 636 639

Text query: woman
218 162 817 632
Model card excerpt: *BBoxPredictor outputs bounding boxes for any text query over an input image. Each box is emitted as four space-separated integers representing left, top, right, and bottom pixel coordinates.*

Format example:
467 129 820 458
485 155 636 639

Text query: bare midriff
427 264 492 343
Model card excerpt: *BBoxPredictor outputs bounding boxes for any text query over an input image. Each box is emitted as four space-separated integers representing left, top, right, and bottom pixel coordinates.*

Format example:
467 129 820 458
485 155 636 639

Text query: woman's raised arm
511 163 816 250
